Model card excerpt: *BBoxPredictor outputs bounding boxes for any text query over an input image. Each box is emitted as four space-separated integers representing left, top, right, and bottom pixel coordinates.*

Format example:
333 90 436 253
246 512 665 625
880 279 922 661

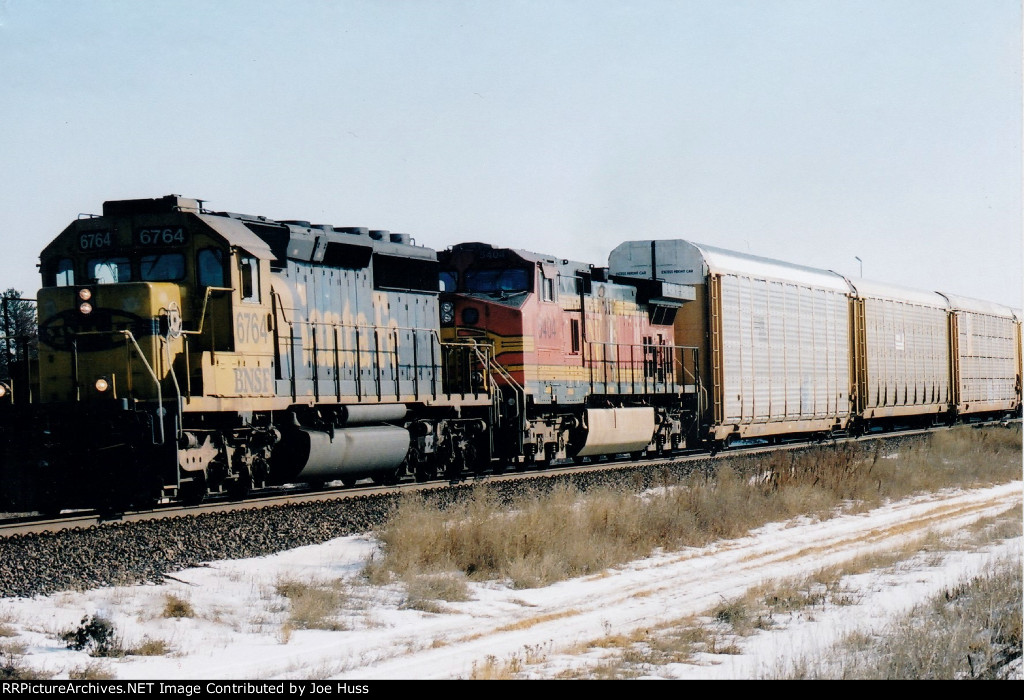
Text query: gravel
0 435 919 599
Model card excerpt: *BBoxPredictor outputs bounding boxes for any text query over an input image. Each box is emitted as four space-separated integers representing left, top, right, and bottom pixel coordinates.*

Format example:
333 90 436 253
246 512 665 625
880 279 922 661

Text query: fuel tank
274 424 410 481
571 407 655 457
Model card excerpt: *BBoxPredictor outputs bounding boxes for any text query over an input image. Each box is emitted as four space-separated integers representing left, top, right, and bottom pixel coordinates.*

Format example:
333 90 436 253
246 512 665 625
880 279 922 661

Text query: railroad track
0 421 1017 600
0 423 951 538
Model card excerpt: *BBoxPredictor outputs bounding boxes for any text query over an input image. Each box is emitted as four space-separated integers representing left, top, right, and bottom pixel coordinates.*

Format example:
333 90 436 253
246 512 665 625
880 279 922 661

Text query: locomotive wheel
341 477 358 488
37 502 62 518
228 471 252 500
536 444 557 469
373 469 401 486
415 463 437 482
179 474 206 506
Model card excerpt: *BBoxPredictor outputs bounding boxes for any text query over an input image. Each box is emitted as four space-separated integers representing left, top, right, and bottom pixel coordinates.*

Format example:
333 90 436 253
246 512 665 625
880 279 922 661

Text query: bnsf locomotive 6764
0 196 1020 512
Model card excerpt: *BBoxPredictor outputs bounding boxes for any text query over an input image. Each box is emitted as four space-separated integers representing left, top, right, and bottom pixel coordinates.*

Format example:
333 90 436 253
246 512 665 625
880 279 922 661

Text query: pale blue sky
1 0 1020 306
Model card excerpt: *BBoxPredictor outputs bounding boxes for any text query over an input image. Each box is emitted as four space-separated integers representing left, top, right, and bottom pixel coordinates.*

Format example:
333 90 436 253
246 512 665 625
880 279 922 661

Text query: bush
61 615 123 657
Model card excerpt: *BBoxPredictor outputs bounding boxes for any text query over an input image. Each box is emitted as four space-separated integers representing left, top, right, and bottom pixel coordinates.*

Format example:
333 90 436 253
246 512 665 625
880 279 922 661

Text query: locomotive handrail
162 336 184 438
440 336 525 433
270 306 448 403
585 340 698 395
440 337 524 394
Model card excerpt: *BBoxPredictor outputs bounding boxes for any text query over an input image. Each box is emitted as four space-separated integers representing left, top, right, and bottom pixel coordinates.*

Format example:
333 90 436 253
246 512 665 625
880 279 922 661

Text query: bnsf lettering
235 312 270 344
233 367 273 394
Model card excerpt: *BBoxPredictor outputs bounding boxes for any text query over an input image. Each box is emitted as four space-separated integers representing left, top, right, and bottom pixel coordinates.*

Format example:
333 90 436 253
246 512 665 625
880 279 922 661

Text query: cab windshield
87 257 132 284
140 253 185 281
85 253 186 284
463 267 531 294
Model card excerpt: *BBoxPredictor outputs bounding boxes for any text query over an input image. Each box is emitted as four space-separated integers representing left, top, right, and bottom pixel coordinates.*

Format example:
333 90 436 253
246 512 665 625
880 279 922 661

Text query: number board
78 231 114 251
135 227 189 247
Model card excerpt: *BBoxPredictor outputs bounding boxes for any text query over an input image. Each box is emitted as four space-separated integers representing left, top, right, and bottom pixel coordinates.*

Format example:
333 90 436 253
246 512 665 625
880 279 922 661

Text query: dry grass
469 644 550 679
130 637 171 656
576 503 1023 680
753 424 1021 511
161 594 195 619
366 568 473 614
367 425 1021 590
405 572 471 603
554 616 750 679
470 654 522 680
779 554 1023 679
68 661 115 680
0 641 50 680
275 579 350 632
363 425 1020 679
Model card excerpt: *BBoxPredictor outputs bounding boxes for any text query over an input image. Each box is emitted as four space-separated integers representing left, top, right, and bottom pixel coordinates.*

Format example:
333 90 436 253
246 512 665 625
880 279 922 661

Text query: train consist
0 195 1020 512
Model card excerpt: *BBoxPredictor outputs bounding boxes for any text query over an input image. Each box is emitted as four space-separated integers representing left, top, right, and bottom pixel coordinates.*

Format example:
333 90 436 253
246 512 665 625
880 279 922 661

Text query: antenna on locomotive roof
855 256 863 278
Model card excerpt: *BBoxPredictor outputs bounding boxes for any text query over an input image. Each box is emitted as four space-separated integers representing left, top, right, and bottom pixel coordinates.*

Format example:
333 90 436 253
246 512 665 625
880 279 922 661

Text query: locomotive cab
24 195 280 508
36 196 275 407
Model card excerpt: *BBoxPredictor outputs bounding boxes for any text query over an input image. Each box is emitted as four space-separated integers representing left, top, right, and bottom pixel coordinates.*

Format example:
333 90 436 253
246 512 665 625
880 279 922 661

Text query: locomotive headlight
79 301 93 315
78 288 92 301
94 377 109 393
440 301 455 325
0 382 8 399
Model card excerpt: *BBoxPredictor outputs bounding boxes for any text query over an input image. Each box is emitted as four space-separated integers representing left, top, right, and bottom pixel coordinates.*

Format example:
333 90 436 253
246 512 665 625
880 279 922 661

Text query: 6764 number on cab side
135 227 188 246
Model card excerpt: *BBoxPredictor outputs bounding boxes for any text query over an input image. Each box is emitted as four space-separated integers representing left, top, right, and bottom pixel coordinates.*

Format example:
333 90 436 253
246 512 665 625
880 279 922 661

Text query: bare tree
1 288 37 382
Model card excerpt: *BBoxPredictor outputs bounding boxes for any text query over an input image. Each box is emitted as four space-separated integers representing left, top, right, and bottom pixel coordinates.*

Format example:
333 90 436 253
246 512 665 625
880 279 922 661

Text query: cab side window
239 255 260 303
55 259 75 287
541 273 555 302
198 249 225 288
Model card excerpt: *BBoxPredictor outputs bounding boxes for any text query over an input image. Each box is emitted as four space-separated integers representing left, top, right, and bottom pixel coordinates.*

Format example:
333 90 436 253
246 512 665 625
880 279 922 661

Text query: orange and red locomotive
438 242 701 467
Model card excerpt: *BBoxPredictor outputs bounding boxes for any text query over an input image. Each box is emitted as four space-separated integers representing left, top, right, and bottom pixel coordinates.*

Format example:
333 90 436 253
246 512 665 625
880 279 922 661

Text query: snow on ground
1 481 1020 680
